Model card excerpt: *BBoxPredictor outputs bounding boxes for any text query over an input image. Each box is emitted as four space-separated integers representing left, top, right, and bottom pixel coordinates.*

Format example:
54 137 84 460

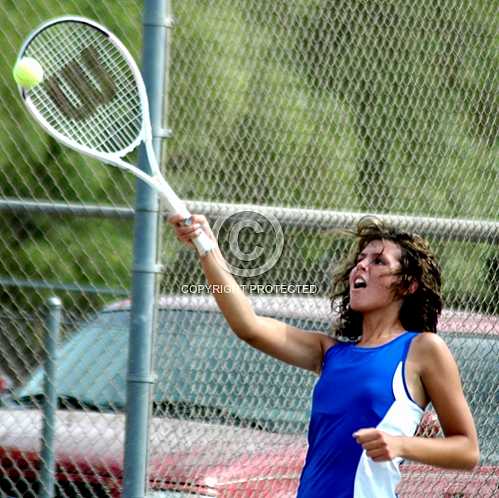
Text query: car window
442 332 498 465
15 308 327 434
17 310 130 411
153 309 325 432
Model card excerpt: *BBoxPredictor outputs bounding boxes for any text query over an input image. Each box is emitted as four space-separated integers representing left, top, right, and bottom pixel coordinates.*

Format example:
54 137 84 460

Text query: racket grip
192 229 216 256
179 215 215 256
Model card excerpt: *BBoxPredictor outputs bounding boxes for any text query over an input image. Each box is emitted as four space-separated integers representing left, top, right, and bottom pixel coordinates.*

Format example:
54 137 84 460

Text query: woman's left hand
353 428 402 462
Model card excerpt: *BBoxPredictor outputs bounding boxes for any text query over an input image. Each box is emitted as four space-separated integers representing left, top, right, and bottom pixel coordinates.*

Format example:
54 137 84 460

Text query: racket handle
181 217 215 256
192 230 216 256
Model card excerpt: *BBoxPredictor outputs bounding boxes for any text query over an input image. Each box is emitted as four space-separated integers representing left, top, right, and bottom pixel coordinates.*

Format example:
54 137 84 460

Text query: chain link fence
0 1 497 497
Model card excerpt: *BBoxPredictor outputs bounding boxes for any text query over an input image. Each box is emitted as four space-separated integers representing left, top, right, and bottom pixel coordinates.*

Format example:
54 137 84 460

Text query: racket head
16 16 151 163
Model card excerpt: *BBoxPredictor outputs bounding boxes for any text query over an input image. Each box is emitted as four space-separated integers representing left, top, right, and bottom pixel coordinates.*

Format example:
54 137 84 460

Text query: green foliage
166 0 359 208
0 1 496 315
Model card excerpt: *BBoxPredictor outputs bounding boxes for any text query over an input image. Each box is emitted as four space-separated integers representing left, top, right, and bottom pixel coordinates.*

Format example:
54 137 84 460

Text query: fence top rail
1 198 497 242
190 200 499 243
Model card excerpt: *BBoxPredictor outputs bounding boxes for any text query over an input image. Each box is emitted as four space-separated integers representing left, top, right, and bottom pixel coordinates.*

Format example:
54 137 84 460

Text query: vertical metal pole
122 1 171 497
40 296 62 498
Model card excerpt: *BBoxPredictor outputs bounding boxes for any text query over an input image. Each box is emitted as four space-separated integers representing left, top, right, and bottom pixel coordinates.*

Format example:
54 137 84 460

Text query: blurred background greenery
0 0 497 317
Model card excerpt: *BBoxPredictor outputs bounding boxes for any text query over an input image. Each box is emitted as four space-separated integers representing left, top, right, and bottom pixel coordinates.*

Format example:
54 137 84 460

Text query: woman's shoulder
411 331 448 351
409 332 455 373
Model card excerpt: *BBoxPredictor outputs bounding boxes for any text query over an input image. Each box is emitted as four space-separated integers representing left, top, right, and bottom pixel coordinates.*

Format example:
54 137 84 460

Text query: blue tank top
297 331 424 498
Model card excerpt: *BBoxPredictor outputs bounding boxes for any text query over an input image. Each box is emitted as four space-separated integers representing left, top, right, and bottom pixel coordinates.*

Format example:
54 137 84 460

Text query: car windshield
15 307 325 434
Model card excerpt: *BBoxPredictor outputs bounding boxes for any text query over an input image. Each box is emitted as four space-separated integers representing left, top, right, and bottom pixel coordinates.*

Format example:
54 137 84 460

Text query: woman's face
349 239 403 313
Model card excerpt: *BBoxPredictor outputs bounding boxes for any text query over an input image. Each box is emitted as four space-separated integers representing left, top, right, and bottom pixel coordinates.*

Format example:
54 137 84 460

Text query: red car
0 295 497 497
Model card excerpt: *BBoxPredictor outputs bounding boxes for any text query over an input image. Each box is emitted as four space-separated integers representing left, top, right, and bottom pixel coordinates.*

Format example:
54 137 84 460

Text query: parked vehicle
0 295 496 497
0 370 12 397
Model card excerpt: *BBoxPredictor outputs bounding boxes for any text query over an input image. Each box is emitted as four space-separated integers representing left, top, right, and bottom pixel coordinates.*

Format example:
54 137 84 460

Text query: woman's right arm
168 213 333 373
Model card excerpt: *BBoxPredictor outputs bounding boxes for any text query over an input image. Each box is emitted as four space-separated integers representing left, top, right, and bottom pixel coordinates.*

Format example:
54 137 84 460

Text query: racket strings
65 25 142 152
32 28 115 148
24 20 143 155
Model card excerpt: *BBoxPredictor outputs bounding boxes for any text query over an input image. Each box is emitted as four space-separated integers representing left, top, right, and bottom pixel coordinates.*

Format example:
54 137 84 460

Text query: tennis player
168 214 479 498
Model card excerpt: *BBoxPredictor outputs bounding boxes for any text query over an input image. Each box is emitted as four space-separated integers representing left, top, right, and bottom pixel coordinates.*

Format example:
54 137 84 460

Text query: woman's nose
355 258 368 271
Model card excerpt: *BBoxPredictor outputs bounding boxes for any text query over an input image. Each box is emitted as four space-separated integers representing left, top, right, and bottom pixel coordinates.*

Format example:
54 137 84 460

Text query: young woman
168 214 479 498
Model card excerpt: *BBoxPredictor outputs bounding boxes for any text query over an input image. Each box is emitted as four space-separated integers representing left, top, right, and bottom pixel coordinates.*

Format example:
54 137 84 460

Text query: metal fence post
40 296 62 498
122 1 171 497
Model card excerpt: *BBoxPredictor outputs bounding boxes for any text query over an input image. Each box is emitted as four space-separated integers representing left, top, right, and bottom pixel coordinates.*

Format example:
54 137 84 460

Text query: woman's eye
373 258 385 265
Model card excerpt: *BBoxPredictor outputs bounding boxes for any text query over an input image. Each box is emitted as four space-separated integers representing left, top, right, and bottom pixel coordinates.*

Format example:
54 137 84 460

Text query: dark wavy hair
330 217 443 341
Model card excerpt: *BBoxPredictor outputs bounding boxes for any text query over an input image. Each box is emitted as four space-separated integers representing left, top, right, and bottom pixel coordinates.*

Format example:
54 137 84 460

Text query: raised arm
168 213 333 373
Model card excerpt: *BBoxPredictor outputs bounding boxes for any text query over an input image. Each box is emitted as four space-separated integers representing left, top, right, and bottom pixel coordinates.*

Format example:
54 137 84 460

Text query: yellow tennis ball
13 57 44 89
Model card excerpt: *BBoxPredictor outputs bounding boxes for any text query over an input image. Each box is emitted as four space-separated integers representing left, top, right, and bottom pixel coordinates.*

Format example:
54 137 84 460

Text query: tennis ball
13 57 44 89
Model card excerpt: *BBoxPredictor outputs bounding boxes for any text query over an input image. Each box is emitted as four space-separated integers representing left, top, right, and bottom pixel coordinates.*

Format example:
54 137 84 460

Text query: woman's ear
408 279 419 295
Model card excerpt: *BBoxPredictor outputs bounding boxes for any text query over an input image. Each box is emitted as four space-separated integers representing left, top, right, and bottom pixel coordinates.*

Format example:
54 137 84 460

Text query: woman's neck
359 304 405 345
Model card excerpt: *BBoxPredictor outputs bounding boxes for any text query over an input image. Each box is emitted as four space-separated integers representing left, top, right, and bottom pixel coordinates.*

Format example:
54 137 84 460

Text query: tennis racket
15 16 214 256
